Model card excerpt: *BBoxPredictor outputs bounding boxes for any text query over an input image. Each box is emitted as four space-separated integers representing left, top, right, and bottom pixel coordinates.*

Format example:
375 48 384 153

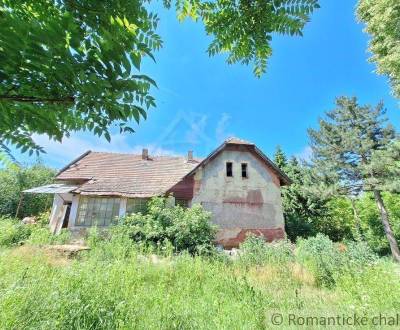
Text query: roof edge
56 150 92 177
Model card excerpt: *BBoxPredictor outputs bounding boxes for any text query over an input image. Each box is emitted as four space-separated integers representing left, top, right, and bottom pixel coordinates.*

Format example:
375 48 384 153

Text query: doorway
62 203 72 228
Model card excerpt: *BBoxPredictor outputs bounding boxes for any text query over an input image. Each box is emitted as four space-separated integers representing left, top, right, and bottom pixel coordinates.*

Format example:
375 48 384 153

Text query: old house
25 138 291 248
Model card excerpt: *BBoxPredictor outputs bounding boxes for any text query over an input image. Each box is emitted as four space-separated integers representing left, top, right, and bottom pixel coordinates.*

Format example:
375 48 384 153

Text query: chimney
142 148 149 160
187 150 193 161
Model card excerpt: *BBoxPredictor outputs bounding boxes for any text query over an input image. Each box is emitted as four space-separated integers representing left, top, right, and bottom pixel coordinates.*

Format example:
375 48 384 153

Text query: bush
0 217 31 247
118 197 217 255
340 239 378 269
296 234 341 288
239 234 294 266
0 212 71 247
296 234 379 288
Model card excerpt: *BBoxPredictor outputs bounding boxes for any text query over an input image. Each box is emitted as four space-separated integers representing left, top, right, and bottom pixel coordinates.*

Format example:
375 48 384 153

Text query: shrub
119 197 217 255
0 217 31 246
296 234 379 289
340 239 378 269
296 234 341 288
239 234 294 266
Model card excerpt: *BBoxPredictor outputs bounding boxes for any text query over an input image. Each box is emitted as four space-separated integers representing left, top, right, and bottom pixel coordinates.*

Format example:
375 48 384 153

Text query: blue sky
20 0 400 168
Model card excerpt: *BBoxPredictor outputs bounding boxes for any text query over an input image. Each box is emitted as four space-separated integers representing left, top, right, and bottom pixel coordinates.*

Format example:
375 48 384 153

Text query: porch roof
23 183 78 194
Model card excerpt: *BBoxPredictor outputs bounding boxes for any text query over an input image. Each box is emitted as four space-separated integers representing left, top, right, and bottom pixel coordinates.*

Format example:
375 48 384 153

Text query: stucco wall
191 149 285 248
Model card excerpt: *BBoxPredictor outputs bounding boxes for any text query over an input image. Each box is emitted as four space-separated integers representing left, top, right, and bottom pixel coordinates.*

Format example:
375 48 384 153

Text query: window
226 162 233 177
126 198 148 215
76 197 120 226
241 163 248 178
175 198 189 208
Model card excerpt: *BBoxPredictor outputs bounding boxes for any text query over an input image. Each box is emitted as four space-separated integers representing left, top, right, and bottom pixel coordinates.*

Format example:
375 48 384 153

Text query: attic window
241 163 248 178
226 162 233 177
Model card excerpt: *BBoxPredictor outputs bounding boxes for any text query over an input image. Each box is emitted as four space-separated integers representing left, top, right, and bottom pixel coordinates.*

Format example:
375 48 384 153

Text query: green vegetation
0 214 70 247
0 0 319 157
0 232 398 329
118 196 217 255
357 0 400 98
0 163 55 218
309 96 400 261
274 97 400 262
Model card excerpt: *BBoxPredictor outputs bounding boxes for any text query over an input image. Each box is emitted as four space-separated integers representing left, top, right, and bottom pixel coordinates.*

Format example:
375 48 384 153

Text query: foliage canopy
357 0 400 98
308 96 400 261
0 0 319 155
0 163 55 218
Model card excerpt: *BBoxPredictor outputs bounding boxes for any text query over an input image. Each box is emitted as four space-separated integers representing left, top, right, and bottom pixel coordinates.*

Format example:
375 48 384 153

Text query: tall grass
0 222 399 329
0 236 399 329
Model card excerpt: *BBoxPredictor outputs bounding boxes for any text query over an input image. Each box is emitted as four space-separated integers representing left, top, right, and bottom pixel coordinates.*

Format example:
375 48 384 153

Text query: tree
274 145 287 169
308 96 400 262
0 0 161 156
0 0 319 156
0 163 56 218
357 0 400 99
274 148 329 241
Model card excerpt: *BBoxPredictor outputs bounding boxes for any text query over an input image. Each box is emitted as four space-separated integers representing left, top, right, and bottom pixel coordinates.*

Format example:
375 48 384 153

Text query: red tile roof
56 137 291 197
56 152 201 197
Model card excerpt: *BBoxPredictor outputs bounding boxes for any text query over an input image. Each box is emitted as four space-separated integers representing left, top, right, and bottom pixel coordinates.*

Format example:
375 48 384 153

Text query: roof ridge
90 151 187 158
225 136 254 145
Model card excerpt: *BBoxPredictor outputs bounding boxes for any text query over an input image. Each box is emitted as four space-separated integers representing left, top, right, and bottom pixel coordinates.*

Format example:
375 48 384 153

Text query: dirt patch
9 245 72 267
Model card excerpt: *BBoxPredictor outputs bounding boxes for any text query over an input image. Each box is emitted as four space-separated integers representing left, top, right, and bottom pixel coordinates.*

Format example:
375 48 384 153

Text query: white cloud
295 146 313 162
32 133 177 167
215 112 232 143
185 114 209 144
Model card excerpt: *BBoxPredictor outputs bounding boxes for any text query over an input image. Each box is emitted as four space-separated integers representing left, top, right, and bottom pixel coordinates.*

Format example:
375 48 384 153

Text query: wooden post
15 193 23 218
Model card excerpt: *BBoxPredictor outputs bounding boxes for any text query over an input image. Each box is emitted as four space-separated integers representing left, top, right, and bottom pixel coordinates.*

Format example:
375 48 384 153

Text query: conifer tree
308 96 400 262
274 146 287 169
274 148 327 241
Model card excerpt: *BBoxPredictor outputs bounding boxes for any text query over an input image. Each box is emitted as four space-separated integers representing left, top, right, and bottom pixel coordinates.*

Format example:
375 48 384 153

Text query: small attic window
226 162 233 177
241 163 248 178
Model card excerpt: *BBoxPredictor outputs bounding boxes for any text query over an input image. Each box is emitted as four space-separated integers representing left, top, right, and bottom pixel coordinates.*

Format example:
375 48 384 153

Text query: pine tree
274 146 287 169
308 96 400 262
274 148 328 241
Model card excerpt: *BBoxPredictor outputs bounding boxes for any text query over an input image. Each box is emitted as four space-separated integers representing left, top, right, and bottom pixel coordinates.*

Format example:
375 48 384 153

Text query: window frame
126 198 148 215
76 196 120 227
226 162 233 177
241 163 248 178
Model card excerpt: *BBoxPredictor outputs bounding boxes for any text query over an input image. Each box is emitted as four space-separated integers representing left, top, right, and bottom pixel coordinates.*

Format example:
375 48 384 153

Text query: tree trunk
15 193 23 219
350 198 362 241
373 190 400 262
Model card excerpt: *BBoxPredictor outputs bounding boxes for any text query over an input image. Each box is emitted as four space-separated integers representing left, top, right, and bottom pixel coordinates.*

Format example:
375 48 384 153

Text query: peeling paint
217 228 285 249
192 149 286 248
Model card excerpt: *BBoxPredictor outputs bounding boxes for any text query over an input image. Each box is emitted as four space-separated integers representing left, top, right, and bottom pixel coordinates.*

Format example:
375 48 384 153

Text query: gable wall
191 147 285 248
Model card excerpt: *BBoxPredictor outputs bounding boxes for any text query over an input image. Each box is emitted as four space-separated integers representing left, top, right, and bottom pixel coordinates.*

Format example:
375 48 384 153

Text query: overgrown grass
0 231 399 329
0 214 70 247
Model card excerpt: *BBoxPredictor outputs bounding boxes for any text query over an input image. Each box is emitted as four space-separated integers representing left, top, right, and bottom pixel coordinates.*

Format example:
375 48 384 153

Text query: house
25 138 291 248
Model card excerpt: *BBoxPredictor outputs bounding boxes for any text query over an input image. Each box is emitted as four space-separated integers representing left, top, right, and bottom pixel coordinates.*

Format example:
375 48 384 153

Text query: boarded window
126 198 148 215
226 162 233 177
76 197 120 226
241 163 248 178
